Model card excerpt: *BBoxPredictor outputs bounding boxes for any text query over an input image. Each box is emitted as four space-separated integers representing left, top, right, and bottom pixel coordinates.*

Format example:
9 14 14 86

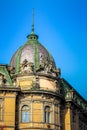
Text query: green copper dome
10 33 56 74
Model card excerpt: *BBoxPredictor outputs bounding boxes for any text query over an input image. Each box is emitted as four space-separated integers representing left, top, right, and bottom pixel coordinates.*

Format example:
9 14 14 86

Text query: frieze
73 93 87 111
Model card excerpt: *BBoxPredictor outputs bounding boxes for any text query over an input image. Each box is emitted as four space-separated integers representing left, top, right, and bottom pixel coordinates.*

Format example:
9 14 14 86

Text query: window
21 105 30 122
44 106 50 123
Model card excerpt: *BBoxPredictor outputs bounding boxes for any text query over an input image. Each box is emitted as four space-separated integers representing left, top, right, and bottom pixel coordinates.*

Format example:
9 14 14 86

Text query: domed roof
10 33 56 75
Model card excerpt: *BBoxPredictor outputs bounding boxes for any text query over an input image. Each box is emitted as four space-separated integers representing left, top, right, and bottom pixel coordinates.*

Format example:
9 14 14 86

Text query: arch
21 105 30 122
44 106 51 123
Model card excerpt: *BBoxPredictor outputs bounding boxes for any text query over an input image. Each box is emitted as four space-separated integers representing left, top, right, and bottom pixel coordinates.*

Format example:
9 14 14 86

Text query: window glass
44 106 50 123
21 105 29 122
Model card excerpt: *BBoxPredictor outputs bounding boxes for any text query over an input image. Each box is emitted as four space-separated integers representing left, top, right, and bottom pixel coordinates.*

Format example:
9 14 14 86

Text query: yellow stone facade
0 73 87 130
0 92 16 130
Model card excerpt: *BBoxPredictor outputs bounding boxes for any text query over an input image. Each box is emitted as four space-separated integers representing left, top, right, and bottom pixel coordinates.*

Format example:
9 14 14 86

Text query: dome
10 33 56 75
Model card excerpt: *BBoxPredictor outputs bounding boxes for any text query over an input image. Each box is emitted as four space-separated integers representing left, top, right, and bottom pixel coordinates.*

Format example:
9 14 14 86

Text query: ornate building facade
0 17 87 130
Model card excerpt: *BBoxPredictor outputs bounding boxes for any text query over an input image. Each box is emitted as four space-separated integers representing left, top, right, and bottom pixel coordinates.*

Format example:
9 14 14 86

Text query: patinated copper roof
10 33 56 74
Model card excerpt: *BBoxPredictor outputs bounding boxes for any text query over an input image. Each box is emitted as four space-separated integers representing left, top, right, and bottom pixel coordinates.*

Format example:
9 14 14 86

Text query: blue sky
0 0 87 100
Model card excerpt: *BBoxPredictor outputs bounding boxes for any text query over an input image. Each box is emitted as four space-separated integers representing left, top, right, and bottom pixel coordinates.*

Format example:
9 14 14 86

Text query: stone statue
19 59 34 74
36 56 61 77
8 66 15 77
53 68 61 77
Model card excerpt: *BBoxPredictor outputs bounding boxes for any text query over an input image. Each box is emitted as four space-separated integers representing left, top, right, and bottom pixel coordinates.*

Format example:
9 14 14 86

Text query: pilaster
75 110 79 130
65 102 72 130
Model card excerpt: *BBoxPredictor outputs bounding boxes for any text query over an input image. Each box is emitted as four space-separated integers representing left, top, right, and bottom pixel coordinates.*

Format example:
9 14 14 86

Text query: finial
31 8 34 34
27 9 38 39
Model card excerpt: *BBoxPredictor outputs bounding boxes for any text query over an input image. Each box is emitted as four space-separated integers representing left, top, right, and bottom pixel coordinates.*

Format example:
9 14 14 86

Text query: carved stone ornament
36 57 49 73
0 73 7 86
53 68 61 77
8 66 15 77
19 59 34 74
0 73 4 85
36 57 60 77
44 101 52 106
12 78 17 86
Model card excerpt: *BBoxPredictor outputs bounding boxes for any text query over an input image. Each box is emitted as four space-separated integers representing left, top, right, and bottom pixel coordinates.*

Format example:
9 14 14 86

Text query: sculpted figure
36 56 61 77
36 57 51 74
53 68 61 77
8 66 15 77
20 59 33 74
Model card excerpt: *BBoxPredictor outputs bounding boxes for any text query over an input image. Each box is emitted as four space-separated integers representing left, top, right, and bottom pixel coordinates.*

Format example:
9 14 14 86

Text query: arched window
44 106 50 123
21 105 30 122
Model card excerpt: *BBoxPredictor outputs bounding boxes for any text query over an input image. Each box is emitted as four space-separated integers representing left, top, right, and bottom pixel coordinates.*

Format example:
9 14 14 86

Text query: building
0 14 87 130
